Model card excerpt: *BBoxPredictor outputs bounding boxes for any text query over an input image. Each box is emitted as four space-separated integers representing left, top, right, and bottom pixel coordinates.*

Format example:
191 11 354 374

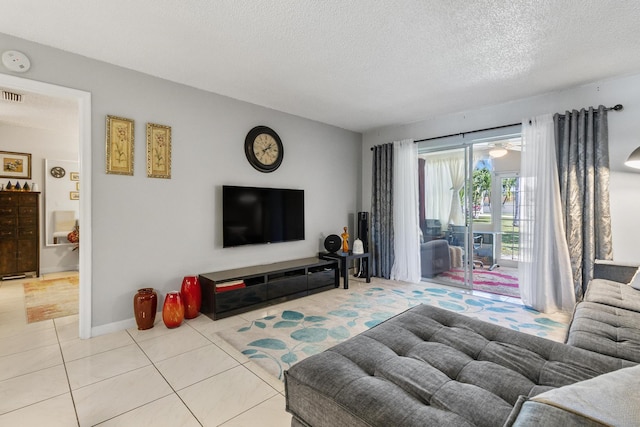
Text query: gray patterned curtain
554 106 613 300
371 143 394 278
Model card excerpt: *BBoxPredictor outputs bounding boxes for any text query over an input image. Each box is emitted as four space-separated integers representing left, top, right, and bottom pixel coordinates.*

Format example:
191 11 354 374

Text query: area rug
437 268 520 298
23 276 79 323
216 279 569 381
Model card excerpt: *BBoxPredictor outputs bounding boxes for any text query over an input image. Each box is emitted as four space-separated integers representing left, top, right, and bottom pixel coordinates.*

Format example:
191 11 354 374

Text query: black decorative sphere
324 234 341 253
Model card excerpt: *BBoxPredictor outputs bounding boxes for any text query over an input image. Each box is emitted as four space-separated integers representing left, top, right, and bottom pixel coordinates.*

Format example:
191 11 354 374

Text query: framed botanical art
106 115 134 175
146 122 172 179
0 151 31 179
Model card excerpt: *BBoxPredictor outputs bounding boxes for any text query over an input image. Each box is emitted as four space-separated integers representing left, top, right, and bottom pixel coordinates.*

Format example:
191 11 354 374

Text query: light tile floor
0 273 521 426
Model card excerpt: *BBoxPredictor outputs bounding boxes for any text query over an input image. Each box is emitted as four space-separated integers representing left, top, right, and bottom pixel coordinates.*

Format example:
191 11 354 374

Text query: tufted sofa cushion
566 301 640 363
584 279 640 313
285 304 632 427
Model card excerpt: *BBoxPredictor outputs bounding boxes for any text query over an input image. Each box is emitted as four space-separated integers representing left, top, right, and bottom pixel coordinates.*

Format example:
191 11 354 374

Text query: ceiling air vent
2 90 23 103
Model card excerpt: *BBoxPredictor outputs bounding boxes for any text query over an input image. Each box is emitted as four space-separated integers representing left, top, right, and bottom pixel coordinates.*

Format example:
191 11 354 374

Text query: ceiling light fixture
625 146 640 169
489 146 508 158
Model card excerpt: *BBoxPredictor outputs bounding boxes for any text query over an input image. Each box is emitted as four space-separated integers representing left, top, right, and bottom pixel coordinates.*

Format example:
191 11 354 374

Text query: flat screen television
222 185 305 248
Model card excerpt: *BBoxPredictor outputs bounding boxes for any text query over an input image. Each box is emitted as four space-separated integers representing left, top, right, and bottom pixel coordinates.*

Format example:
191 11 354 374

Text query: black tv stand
199 257 339 320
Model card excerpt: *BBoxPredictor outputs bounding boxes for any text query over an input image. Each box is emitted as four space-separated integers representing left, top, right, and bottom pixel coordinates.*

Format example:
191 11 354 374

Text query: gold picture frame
106 115 134 175
0 151 31 179
70 172 79 181
146 122 172 179
70 191 79 200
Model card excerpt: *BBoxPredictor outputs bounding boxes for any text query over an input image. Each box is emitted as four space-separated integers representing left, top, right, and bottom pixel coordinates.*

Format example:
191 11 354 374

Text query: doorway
494 172 520 268
0 73 92 338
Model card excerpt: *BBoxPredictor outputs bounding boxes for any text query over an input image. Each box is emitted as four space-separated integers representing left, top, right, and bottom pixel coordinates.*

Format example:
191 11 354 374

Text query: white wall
363 73 640 265
0 123 80 273
0 33 362 330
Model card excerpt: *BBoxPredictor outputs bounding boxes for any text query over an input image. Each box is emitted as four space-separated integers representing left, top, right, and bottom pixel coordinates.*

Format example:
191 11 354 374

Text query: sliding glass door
419 145 473 290
417 126 522 298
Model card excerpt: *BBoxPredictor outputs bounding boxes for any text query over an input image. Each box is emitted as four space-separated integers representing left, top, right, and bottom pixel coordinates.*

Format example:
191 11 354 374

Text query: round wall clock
50 166 66 178
244 126 284 173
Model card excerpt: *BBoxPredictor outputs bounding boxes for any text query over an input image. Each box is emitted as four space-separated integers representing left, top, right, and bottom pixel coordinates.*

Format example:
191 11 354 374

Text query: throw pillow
525 365 640 426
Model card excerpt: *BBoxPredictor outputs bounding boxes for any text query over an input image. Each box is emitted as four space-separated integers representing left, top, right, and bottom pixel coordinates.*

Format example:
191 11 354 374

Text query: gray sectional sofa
284 263 640 426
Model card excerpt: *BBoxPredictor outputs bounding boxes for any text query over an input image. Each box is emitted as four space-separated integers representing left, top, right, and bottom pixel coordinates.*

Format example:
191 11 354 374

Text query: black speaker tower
355 212 369 277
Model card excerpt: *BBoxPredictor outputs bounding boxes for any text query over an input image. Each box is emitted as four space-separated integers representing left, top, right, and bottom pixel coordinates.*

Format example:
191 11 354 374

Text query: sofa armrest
593 261 638 284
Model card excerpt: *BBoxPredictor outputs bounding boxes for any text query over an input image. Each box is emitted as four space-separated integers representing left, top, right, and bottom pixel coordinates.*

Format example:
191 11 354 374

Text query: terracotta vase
181 276 201 319
162 291 184 328
133 288 157 330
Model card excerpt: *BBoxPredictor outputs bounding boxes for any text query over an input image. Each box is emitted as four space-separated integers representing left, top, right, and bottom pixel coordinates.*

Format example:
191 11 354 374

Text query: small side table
318 251 371 289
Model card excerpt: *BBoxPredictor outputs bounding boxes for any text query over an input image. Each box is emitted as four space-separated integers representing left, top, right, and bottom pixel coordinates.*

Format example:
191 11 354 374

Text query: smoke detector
2 50 31 73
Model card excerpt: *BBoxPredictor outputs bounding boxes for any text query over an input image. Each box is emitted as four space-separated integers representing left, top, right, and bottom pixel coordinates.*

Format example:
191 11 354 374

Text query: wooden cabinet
0 192 40 279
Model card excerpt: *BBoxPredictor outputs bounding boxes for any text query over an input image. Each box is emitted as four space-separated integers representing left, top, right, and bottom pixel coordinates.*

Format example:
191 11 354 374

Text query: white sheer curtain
447 155 465 225
424 151 466 226
520 114 575 312
424 154 452 226
391 139 421 283
424 155 453 226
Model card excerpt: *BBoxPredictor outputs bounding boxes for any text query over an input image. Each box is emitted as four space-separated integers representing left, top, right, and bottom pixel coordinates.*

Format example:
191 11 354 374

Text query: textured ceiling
2 1 640 133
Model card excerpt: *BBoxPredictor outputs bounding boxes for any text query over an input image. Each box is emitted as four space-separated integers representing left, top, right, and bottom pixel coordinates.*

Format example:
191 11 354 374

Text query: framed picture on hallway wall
0 151 31 179
106 115 134 175
146 122 172 179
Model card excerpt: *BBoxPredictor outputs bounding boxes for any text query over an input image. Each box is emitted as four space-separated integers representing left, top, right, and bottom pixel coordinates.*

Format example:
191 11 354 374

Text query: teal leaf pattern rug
216 279 570 381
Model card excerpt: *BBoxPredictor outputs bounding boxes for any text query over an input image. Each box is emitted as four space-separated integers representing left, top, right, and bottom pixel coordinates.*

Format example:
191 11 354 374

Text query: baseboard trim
91 317 137 338
89 310 165 338
41 265 80 275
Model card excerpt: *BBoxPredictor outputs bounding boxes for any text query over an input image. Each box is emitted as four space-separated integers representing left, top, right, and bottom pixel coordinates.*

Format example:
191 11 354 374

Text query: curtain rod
370 104 623 149
413 122 519 144
369 123 520 150
556 103 623 118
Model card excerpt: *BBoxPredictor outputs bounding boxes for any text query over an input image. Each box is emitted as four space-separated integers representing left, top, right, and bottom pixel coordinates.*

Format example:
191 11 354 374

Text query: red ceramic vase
181 276 202 319
162 291 184 328
133 288 157 330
